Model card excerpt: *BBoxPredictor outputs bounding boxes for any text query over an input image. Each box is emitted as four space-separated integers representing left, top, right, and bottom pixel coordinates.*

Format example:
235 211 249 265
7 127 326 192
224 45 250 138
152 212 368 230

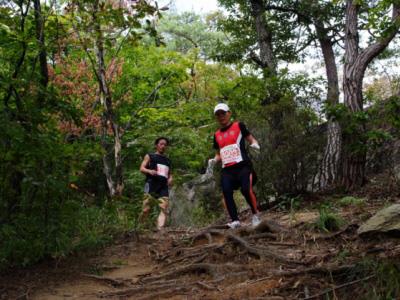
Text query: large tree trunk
341 0 400 190
314 24 341 191
249 0 284 158
249 0 276 77
94 3 124 197
341 1 367 190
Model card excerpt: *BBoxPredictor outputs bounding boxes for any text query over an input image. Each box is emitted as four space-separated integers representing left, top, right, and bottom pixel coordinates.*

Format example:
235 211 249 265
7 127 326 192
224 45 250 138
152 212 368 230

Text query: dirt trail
1 202 399 300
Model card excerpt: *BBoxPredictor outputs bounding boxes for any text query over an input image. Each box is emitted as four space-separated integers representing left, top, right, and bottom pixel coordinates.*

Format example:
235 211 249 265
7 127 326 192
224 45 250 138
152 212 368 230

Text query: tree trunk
249 0 283 152
341 0 400 190
33 0 48 106
249 0 276 77
94 3 123 197
314 24 341 190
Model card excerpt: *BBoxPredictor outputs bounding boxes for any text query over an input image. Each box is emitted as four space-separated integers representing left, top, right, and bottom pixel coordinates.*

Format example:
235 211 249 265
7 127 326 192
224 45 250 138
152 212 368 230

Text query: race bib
156 164 169 178
220 144 243 166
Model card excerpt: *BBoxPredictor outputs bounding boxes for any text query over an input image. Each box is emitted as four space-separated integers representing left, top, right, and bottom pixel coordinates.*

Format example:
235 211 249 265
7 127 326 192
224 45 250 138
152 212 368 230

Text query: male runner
139 137 172 230
209 103 261 228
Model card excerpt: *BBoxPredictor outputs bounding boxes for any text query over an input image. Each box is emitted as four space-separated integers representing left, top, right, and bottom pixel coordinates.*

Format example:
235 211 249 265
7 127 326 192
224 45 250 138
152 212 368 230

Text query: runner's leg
221 172 239 221
157 197 169 229
139 192 152 223
239 167 259 214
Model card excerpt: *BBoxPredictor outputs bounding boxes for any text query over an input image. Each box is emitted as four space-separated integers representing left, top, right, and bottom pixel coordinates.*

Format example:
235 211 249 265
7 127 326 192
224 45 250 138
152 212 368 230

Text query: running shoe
227 220 241 229
252 214 261 227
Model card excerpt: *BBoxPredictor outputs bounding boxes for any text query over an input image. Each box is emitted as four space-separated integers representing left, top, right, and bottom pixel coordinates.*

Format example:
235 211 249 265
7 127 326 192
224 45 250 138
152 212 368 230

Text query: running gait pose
139 137 172 231
209 103 261 229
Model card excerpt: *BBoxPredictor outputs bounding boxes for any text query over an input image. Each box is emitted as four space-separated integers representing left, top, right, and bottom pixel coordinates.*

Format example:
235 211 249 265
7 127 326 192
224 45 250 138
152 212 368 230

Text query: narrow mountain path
2 202 399 299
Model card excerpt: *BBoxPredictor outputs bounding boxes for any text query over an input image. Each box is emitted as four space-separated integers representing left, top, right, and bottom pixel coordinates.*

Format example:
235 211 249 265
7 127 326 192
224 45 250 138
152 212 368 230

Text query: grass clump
339 196 365 207
315 208 344 232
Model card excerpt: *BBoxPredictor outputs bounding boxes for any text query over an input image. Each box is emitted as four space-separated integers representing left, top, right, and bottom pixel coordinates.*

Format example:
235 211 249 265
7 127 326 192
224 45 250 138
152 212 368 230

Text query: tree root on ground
135 286 192 300
246 232 278 240
269 264 355 277
227 233 307 265
306 223 358 242
82 274 129 287
140 263 220 283
99 277 226 298
99 281 180 298
253 219 287 234
140 262 253 285
164 251 209 267
191 229 225 244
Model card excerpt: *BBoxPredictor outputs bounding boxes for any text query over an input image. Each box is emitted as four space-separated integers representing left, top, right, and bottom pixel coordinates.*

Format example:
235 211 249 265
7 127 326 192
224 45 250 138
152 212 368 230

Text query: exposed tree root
202 224 229 230
254 219 288 233
269 264 355 277
194 279 223 291
82 274 128 287
307 223 358 242
99 281 179 298
177 242 224 254
191 229 225 244
140 263 220 283
266 241 298 246
246 232 278 240
135 286 191 300
139 262 253 286
165 251 209 267
227 233 307 265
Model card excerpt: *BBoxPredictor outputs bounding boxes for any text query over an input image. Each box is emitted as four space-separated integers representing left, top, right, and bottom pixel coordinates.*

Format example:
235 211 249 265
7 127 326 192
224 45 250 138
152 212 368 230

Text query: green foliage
315 208 344 232
190 205 220 227
0 194 141 269
244 81 324 198
335 248 351 263
383 96 400 132
276 194 302 211
339 196 365 207
158 12 227 59
351 259 400 300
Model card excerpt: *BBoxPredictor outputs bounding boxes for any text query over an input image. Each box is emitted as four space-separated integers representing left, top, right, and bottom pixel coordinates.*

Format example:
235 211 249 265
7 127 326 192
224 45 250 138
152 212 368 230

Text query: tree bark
341 0 400 190
314 23 341 190
249 0 281 145
249 0 277 77
33 0 49 106
93 2 124 197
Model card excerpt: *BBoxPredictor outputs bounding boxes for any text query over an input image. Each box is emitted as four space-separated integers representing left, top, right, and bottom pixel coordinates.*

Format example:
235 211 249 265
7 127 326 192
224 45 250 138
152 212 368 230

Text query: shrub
315 208 344 232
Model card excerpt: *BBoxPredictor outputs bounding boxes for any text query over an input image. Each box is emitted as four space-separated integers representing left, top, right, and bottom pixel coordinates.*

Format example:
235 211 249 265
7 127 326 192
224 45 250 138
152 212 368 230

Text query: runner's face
156 139 168 154
215 110 231 127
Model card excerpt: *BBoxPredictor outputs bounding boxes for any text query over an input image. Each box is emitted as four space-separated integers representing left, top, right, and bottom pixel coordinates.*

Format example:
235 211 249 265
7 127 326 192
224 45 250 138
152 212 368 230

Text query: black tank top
146 153 171 184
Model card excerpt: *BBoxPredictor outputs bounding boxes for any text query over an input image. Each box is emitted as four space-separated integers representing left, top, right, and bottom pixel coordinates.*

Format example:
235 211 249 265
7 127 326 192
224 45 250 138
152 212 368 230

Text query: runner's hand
250 143 260 154
148 170 157 176
208 158 217 167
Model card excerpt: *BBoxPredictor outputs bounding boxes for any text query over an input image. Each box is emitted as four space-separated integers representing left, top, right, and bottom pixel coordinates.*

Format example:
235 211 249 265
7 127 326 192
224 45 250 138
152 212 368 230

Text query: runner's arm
139 154 157 176
213 151 221 162
209 151 221 166
168 172 173 186
245 134 260 150
245 134 259 146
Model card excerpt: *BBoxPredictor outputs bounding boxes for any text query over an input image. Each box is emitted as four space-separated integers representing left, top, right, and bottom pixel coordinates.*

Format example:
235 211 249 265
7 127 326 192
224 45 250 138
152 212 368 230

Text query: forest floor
1 193 400 300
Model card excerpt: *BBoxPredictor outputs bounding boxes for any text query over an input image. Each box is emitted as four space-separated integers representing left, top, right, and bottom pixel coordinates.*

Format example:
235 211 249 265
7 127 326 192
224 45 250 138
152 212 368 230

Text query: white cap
214 103 230 114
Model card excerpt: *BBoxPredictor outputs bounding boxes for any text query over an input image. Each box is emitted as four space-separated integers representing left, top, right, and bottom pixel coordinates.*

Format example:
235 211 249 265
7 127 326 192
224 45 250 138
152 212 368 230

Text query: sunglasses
215 111 227 117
